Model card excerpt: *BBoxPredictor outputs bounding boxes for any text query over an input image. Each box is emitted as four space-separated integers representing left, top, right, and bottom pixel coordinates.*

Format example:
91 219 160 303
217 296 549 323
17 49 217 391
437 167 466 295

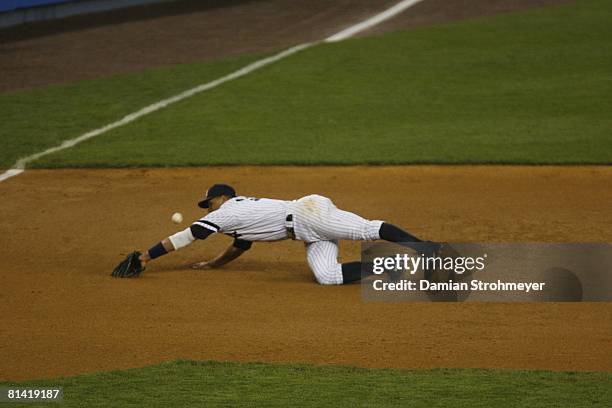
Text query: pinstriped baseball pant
293 195 383 285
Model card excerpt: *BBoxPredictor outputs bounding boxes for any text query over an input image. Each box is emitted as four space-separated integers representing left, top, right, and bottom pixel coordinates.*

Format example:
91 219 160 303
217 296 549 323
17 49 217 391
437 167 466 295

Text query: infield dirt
1 166 611 380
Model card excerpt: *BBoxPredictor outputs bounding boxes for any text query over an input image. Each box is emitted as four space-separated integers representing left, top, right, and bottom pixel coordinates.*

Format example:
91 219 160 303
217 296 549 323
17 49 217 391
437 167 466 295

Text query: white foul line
0 168 24 182
0 0 425 183
9 42 315 170
325 0 425 43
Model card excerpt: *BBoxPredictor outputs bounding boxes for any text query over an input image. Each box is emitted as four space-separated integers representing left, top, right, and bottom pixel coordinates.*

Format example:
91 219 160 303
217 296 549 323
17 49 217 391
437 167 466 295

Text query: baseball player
113 183 440 284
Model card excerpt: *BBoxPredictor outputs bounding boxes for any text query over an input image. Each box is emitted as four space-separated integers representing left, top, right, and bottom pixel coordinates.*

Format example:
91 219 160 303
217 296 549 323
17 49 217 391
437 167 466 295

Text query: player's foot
420 241 442 259
387 268 404 283
421 241 442 284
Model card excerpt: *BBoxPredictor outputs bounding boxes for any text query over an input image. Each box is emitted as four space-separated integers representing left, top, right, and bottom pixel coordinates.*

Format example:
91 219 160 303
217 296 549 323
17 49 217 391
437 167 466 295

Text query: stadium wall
0 0 172 27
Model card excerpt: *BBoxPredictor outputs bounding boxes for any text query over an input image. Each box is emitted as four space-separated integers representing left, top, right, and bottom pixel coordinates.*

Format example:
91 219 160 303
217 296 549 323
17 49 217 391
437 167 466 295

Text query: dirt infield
1 166 611 380
0 0 574 92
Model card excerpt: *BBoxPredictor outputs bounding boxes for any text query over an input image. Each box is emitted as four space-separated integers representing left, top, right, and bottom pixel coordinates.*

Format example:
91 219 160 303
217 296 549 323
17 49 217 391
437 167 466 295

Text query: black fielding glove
111 251 144 278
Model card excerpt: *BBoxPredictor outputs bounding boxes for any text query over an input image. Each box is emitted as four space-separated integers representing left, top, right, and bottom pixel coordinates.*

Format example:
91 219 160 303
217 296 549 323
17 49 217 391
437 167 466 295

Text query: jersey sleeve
189 224 214 240
232 238 252 251
191 208 234 238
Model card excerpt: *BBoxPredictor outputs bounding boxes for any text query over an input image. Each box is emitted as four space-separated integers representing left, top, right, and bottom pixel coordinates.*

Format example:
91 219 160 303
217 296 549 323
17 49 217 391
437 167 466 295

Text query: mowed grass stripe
1 360 610 407
2 0 612 167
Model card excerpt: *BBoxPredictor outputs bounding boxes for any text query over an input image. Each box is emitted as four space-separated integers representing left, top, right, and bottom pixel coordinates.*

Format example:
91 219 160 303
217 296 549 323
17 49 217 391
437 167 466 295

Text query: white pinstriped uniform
194 195 383 284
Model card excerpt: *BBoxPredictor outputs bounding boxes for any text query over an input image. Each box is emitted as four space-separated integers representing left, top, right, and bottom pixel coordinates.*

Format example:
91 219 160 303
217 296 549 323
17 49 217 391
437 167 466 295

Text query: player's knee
315 275 339 285
361 220 384 241
312 263 342 285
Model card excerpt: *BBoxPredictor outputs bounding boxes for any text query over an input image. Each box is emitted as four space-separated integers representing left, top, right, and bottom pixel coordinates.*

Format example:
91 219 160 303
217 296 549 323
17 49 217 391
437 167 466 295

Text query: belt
285 214 296 240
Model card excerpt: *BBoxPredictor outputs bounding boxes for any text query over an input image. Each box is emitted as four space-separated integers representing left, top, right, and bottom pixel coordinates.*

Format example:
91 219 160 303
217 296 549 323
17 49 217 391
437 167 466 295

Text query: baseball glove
111 251 144 278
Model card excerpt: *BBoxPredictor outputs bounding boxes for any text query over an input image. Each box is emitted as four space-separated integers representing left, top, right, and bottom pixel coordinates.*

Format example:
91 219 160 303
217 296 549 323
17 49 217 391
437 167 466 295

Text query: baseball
171 212 183 224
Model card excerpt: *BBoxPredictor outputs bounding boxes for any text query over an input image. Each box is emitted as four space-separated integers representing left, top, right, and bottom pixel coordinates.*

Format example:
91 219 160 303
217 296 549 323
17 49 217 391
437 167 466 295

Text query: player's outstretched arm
137 226 200 268
192 243 245 270
138 238 175 268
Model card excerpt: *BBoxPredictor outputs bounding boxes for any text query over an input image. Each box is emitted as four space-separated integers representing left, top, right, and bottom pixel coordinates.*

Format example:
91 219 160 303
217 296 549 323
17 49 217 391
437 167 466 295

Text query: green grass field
1 0 611 168
0 53 265 169
1 361 610 407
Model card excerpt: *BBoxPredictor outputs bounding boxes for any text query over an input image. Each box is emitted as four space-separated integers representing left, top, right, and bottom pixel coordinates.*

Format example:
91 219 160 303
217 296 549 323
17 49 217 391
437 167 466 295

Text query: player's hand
192 261 214 270
138 251 150 269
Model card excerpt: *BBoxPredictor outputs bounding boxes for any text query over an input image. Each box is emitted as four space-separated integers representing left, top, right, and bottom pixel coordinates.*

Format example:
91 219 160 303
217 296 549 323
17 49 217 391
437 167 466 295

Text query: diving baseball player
113 183 440 284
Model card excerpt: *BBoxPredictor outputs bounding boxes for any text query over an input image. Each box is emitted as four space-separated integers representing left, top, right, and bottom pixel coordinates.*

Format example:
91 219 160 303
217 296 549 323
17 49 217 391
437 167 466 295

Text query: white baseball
171 212 183 224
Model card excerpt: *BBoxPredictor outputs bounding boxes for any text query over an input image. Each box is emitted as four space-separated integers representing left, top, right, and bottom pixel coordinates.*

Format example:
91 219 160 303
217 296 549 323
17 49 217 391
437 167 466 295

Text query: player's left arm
192 239 251 269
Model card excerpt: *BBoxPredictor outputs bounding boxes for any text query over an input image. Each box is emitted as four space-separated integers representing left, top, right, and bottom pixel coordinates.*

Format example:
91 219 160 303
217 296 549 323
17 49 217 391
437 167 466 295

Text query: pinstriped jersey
192 196 291 241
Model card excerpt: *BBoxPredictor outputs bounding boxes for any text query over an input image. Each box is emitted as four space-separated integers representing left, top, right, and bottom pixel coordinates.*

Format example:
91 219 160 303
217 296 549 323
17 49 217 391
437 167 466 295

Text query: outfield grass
0 54 265 168
1 0 611 167
1 360 610 407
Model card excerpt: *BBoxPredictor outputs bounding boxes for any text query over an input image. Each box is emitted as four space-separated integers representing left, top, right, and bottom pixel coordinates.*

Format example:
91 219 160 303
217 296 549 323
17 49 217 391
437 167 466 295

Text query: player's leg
305 240 343 285
312 198 432 252
378 222 423 245
299 196 438 284
340 261 371 284
299 196 382 241
324 200 443 262
305 240 376 285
